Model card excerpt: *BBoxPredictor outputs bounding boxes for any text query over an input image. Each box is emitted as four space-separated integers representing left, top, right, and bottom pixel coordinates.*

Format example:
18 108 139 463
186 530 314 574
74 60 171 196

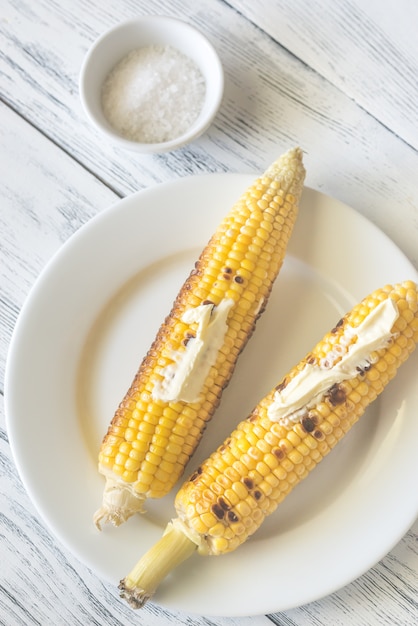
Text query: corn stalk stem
119 521 197 609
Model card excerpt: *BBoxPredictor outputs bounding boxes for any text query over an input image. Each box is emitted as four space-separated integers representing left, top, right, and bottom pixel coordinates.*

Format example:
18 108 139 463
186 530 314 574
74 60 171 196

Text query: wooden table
1 1 417 624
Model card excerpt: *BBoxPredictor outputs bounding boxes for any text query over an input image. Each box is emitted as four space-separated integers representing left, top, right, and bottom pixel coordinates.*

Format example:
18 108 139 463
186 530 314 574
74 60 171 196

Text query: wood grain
1 0 417 269
1 0 417 624
0 102 275 626
230 0 418 151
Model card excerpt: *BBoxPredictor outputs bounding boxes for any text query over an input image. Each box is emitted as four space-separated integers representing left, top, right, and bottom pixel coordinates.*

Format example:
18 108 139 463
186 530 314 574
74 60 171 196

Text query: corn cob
119 280 418 608
94 147 306 528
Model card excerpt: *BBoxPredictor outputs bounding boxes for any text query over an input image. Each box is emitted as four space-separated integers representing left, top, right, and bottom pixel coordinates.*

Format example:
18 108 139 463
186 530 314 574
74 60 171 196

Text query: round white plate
5 175 418 617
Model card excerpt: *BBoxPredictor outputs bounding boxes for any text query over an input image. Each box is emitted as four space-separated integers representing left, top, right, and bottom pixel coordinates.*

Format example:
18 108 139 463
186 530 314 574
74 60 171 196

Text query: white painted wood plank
1 396 270 626
0 103 273 626
0 104 117 386
1 0 417 269
1 102 417 625
230 0 418 150
1 0 417 624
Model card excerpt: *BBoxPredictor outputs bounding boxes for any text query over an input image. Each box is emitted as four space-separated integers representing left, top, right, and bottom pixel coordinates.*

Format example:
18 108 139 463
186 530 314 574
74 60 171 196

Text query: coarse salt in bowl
79 16 224 153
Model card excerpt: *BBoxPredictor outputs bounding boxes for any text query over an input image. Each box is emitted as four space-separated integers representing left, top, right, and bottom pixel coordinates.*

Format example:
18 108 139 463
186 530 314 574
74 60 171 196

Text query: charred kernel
306 354 316 364
301 415 316 433
182 332 195 346
218 497 231 511
227 510 239 523
272 447 285 460
275 379 287 392
356 362 371 375
253 490 262 500
314 430 324 440
327 383 347 406
211 503 225 519
202 299 215 306
243 477 254 490
331 318 344 332
190 467 203 481
234 275 245 284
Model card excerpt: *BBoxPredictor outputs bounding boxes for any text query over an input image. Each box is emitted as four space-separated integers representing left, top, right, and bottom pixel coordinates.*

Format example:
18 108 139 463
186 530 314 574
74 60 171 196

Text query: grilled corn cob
119 280 418 608
94 147 306 528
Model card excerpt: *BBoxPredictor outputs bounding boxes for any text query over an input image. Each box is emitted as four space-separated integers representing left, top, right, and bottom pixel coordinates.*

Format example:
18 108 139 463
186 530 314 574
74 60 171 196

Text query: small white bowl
79 16 224 153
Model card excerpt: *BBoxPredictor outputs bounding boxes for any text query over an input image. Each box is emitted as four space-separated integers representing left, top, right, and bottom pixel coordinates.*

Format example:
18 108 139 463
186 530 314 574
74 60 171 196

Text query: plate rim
5 174 418 617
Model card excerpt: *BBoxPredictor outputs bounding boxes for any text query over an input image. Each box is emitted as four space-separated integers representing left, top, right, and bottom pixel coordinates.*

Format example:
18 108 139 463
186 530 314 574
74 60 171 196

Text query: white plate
5 175 418 617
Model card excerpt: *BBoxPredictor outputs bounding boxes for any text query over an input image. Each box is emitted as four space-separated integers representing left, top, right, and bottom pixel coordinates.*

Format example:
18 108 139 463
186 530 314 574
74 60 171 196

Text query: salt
101 45 206 144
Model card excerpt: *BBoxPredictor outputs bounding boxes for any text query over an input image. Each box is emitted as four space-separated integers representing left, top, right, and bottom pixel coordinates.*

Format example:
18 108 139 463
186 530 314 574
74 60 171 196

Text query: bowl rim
79 15 224 153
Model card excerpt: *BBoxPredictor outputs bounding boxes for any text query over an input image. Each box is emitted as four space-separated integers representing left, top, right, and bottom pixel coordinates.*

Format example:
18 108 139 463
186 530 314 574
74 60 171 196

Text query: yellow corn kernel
94 148 306 529
135 280 418 578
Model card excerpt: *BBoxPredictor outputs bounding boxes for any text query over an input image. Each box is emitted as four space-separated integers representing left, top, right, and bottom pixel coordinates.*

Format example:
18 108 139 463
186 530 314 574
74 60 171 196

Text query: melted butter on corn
119 282 418 607
268 298 399 425
94 147 307 529
152 298 235 403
